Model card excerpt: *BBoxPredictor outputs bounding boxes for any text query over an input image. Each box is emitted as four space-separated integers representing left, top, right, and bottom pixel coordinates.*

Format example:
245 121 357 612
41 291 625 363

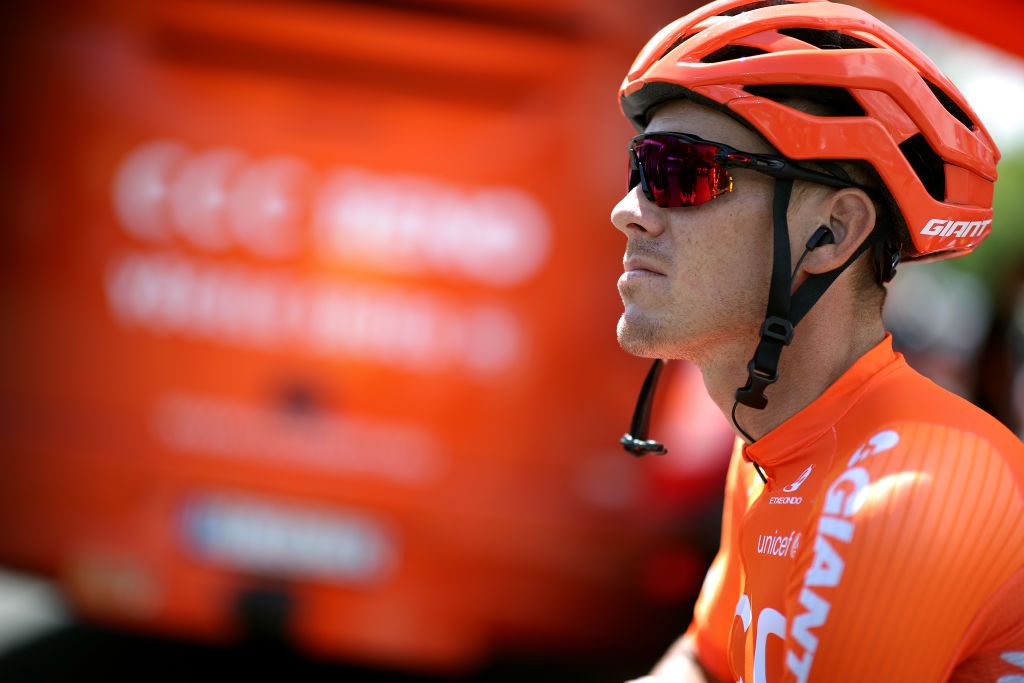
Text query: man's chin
616 314 669 358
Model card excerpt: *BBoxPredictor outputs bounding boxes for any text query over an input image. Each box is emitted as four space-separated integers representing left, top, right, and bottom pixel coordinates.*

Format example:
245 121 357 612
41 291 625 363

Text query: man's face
611 99 781 362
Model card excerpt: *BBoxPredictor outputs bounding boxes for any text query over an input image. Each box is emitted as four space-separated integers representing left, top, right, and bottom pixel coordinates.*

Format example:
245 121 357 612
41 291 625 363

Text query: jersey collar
742 333 904 469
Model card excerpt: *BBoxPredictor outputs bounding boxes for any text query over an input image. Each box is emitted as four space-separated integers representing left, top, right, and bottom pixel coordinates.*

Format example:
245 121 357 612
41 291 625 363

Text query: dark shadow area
0 623 643 683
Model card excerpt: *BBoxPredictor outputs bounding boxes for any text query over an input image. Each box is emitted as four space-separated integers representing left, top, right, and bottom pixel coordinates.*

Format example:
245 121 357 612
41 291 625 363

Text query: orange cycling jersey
685 333 1024 682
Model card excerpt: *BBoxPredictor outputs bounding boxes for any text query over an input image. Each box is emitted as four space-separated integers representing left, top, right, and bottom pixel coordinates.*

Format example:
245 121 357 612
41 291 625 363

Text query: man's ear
802 188 876 275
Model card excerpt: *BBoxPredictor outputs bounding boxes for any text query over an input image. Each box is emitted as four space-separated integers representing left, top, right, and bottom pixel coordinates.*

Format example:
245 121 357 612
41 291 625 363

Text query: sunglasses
628 132 878 208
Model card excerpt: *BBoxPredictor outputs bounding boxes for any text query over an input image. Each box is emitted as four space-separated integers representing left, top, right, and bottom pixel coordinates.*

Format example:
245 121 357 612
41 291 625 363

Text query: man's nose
610 188 667 238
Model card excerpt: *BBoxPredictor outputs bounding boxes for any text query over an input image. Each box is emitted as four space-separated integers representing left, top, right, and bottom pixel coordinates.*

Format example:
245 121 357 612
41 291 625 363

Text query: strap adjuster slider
760 316 794 345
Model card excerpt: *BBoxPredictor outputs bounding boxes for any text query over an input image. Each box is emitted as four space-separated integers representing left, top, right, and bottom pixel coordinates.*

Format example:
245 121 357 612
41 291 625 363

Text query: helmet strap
620 358 669 457
734 178 884 415
620 178 884 459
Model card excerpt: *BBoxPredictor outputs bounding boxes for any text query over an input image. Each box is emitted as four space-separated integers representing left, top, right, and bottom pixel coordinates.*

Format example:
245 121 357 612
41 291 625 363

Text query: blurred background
0 1 1021 681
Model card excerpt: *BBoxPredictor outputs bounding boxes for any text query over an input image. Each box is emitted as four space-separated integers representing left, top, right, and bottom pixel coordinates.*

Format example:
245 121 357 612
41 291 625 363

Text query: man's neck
695 309 886 443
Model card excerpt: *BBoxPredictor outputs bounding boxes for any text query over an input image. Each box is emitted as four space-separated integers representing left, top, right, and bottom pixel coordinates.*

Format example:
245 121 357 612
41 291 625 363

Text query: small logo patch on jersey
756 530 801 559
769 495 803 505
784 465 814 493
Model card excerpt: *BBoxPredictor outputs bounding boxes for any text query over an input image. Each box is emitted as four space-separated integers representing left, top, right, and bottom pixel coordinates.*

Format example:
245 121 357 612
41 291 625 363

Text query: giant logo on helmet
920 218 991 238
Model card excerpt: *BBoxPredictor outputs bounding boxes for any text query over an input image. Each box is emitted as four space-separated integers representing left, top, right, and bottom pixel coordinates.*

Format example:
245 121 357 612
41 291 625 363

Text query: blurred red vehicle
0 0 731 674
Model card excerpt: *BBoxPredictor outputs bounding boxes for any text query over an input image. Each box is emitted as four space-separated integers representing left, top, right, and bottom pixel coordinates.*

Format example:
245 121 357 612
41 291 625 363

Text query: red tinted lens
632 135 733 207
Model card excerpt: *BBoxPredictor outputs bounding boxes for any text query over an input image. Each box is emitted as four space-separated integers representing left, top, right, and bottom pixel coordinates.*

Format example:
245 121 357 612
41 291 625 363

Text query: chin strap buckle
735 360 777 410
735 316 794 410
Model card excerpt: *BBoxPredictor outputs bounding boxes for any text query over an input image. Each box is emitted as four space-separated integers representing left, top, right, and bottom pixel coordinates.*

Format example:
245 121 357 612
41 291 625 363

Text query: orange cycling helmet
617 0 1001 463
619 0 999 261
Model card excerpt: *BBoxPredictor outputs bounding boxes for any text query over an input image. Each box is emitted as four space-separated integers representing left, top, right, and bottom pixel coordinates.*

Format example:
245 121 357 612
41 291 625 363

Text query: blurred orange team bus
0 0 733 673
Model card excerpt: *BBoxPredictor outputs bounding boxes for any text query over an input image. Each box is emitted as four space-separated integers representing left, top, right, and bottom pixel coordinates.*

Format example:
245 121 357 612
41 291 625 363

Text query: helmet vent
701 45 769 63
776 27 876 50
743 84 866 117
718 0 795 17
922 77 977 131
898 133 946 201
658 33 697 61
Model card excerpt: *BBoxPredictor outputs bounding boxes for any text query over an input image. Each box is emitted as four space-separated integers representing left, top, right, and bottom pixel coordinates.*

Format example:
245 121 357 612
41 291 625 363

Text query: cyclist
611 1 1024 681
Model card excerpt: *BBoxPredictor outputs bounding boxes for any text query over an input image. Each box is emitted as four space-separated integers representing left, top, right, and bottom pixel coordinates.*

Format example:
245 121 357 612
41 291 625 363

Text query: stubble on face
615 228 744 362
615 237 684 357
612 100 777 363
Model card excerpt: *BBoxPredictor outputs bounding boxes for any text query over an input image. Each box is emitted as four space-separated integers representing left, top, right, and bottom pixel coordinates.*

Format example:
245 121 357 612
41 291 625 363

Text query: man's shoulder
819 361 1024 553
826 419 1023 508
816 372 1024 562
788 410 1024 683
837 357 1024 472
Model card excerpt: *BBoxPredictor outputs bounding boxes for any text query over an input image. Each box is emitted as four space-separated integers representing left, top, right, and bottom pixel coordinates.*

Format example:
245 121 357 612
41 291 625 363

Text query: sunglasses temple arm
768 162 881 197
630 150 654 199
